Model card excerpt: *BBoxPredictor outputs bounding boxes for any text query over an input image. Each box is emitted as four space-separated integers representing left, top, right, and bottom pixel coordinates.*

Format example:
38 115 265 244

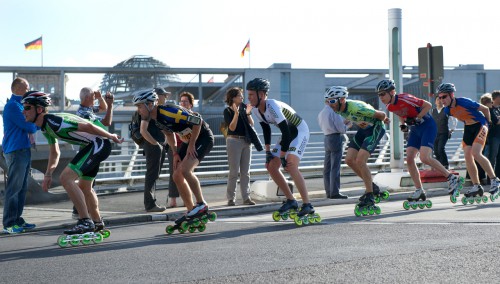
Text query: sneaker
187 202 208 217
243 198 256 205
3 225 24 234
465 184 482 197
227 200 236 206
146 204 166 212
490 178 500 192
21 222 36 230
330 193 348 199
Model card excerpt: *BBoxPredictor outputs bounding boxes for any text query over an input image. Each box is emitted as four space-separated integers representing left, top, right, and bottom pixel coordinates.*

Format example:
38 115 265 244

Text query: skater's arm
43 143 60 192
416 100 432 119
260 122 272 145
478 104 491 124
186 124 202 159
139 119 160 146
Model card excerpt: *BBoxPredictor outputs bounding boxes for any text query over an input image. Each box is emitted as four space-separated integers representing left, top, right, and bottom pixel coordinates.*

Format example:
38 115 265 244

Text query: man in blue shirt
2 77 38 234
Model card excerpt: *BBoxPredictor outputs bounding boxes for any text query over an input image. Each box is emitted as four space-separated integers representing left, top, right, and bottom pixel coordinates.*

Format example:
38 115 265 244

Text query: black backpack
129 111 144 145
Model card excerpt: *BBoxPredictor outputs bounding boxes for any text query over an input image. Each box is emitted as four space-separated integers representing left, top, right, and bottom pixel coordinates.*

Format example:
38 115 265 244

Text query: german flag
240 39 250 58
25 37 42 50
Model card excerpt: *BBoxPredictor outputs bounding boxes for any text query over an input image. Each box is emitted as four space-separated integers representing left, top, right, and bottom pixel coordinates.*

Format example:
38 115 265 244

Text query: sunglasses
377 92 387 97
438 94 449 100
23 105 33 111
328 98 338 104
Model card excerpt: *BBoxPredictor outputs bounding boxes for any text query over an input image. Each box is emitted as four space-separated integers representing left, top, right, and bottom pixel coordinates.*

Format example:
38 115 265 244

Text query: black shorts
178 131 214 162
463 122 488 147
69 138 111 180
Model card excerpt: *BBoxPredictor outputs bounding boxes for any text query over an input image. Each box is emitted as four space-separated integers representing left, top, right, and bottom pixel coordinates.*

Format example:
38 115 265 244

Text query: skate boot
403 189 432 210
372 182 390 203
294 203 321 226
272 199 299 222
448 174 464 203
354 192 380 217
489 178 500 202
166 203 216 235
57 219 103 248
94 219 111 239
462 184 487 205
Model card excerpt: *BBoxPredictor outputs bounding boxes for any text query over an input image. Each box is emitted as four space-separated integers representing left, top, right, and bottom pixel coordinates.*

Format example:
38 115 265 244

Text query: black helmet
21 91 51 107
133 90 158 105
376 79 396 93
154 87 170 96
436 83 456 94
246 78 270 92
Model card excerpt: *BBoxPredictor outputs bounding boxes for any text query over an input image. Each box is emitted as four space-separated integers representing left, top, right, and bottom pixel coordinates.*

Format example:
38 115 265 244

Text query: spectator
2 77 38 234
161 88 179 208
490 91 500 178
22 91 123 235
317 98 349 199
223 87 259 206
431 95 457 170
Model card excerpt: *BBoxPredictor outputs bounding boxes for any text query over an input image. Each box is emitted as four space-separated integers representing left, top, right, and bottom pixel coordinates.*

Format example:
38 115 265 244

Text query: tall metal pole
388 8 404 171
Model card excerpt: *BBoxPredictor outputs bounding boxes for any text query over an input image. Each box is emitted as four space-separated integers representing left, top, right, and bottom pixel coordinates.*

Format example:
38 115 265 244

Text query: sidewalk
1 175 454 233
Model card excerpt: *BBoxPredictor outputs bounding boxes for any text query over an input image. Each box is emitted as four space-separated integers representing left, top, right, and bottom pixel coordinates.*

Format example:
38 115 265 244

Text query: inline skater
437 83 500 202
325 86 388 216
133 90 216 232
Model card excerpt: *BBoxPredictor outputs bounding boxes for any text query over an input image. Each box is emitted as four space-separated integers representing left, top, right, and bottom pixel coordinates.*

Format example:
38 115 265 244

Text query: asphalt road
1 194 500 283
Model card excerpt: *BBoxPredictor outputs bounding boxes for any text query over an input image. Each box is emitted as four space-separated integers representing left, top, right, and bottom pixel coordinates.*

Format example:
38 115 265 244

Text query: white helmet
324 86 348 99
132 90 158 105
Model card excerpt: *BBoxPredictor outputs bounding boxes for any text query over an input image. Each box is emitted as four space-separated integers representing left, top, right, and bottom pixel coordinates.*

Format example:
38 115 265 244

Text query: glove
265 151 274 164
405 117 423 126
415 117 424 125
280 157 287 168
400 124 409 133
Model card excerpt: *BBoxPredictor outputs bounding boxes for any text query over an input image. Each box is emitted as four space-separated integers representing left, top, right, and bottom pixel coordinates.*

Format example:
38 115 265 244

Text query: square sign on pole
418 44 443 103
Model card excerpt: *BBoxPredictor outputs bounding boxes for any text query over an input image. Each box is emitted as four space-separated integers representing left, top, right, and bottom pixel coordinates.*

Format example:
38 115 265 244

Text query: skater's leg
60 167 90 220
419 146 451 177
346 148 373 192
178 156 206 205
406 147 423 190
471 142 497 180
268 156 295 200
79 178 101 222
464 145 481 185
286 154 309 204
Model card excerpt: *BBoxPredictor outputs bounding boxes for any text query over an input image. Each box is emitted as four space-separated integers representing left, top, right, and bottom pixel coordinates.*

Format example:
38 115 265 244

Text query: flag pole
41 35 43 67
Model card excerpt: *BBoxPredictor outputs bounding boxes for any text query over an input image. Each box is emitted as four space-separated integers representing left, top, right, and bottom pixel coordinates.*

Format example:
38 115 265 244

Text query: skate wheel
461 197 467 205
272 211 281 222
411 203 418 210
192 218 201 227
166 225 175 235
490 194 495 202
374 196 380 204
188 226 197 233
418 203 425 209
70 235 80 246
468 198 474 205
308 215 316 224
374 206 381 215
200 215 208 224
354 206 362 217
361 207 369 216
198 223 206 232
93 233 103 244
302 216 310 225
82 234 93 245
57 236 69 248
101 229 111 239
294 216 303 226
180 221 190 231
289 209 297 219
482 196 488 203
382 191 390 200
450 195 457 203
368 207 375 215
426 200 432 208
282 212 289 220
314 214 322 223
475 197 481 204
178 227 186 234
208 212 217 222
403 201 410 210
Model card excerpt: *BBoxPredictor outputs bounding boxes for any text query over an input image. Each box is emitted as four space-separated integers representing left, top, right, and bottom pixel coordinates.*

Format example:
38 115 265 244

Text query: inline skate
272 199 299 222
165 203 217 234
94 219 111 239
293 203 321 226
403 189 432 210
57 218 104 248
489 178 500 202
461 184 488 205
448 174 465 203
372 182 390 203
354 192 381 217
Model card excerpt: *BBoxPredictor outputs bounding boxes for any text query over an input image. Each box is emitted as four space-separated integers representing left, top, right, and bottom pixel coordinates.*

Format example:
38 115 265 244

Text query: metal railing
92 130 465 192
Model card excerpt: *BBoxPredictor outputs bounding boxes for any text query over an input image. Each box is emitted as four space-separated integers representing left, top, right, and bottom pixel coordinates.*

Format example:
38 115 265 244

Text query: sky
0 0 498 102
